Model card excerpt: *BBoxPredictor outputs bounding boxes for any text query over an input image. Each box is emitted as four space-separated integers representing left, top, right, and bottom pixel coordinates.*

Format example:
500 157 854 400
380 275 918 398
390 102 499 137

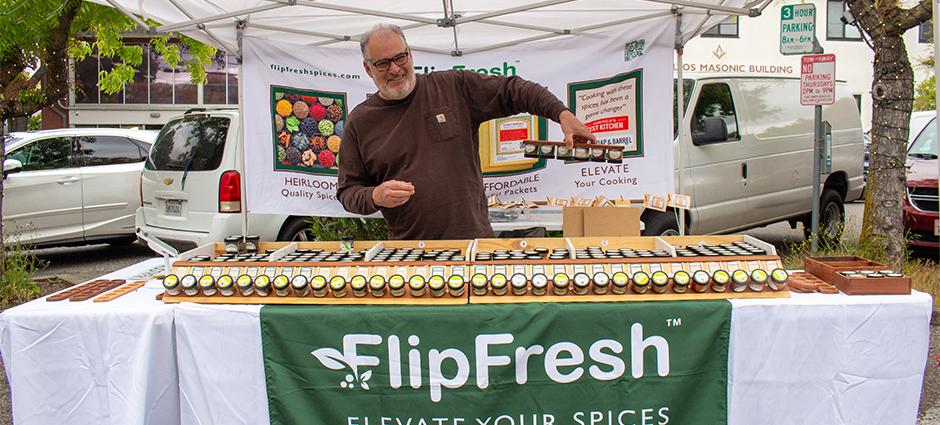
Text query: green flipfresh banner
261 301 731 425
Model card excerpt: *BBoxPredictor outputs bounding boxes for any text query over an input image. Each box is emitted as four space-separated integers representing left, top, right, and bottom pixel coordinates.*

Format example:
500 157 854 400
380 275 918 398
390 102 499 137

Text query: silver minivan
136 109 311 252
642 76 865 238
4 128 157 248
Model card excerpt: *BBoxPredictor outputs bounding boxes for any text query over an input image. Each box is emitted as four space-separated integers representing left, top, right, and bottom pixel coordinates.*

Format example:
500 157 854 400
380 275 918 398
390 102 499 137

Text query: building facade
54 3 933 131
680 0 933 128
48 37 239 130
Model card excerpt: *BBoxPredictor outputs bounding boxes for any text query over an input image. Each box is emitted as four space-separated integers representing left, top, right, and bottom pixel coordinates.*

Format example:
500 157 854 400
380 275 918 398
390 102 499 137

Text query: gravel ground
1 213 937 424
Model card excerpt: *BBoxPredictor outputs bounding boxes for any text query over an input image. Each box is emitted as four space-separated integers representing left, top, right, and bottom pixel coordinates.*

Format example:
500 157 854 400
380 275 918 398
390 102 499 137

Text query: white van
640 75 865 238
136 109 311 252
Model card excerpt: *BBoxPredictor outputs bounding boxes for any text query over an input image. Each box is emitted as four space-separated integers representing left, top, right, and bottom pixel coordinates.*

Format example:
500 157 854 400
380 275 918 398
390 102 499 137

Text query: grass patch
307 217 388 241
0 241 44 310
781 233 940 309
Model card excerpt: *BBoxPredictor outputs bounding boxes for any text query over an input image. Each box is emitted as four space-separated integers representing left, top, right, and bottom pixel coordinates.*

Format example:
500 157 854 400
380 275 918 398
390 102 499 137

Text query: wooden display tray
47 279 126 302
472 288 789 304
788 271 839 294
804 256 911 295
162 292 468 305
472 237 570 256
93 281 146 302
659 235 777 256
567 236 665 252
521 140 626 152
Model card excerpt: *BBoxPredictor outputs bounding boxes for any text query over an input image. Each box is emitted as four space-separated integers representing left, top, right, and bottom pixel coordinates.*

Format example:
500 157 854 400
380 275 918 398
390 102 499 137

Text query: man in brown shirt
337 24 595 240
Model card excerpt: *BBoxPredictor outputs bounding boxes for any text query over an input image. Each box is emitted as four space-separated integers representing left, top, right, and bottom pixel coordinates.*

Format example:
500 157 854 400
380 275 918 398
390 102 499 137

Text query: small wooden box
804 256 911 295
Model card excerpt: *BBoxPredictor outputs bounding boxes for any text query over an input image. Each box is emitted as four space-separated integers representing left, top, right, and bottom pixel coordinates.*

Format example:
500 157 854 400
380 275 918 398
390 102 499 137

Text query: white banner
242 19 676 216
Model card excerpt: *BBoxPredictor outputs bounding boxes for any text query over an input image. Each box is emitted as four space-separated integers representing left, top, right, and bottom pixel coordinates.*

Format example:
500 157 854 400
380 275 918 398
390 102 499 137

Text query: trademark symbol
666 318 682 327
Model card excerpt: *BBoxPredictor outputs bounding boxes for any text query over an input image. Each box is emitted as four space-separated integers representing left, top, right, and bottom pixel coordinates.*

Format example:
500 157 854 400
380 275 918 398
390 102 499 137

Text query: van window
673 79 695 138
77 136 148 166
147 116 230 171
690 83 739 145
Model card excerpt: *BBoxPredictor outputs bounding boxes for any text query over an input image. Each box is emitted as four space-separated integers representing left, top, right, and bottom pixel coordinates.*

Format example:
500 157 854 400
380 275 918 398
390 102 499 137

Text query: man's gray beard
382 74 416 100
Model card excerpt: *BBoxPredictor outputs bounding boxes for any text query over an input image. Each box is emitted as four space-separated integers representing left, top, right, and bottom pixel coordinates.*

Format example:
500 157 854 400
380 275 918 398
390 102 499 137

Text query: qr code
624 39 646 61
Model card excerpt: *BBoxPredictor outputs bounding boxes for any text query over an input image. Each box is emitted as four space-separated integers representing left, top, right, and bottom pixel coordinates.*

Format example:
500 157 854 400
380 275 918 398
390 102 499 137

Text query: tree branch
883 0 932 35
846 0 887 42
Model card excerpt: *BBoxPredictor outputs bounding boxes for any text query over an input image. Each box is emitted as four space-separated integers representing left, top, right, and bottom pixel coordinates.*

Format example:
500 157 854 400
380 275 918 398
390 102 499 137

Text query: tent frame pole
159 3 287 32
236 19 249 240
163 0 239 55
675 11 687 236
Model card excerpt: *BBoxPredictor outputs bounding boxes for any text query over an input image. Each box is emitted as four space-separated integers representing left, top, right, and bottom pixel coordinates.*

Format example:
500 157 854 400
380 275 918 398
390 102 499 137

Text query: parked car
136 109 311 253
904 115 938 252
2 128 157 248
645 76 866 241
908 110 935 146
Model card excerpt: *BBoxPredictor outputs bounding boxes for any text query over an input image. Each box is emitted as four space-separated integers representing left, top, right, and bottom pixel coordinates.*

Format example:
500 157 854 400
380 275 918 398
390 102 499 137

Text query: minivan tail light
219 171 241 213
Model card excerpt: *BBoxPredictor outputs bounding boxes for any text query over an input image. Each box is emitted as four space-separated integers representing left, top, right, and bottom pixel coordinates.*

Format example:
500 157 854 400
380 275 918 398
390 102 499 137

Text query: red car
904 116 939 253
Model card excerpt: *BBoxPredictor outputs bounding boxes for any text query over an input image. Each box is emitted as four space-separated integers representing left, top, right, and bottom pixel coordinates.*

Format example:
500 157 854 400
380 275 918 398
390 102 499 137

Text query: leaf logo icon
310 348 373 391
311 348 348 370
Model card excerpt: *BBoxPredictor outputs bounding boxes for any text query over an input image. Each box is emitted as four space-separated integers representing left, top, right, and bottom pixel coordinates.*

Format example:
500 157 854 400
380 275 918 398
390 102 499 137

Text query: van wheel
803 189 844 245
277 217 313 241
641 212 680 236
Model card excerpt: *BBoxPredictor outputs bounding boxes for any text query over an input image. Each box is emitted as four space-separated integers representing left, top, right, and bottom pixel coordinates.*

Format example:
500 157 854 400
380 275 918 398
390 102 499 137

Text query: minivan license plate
165 199 182 216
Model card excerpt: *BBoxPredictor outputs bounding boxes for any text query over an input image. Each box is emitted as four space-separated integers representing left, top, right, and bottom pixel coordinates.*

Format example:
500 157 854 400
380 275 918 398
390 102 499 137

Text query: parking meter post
811 104 823 252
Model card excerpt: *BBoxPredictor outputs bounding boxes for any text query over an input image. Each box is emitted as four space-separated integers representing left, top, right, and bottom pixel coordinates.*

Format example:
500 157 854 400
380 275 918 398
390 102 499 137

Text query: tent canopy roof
96 0 771 57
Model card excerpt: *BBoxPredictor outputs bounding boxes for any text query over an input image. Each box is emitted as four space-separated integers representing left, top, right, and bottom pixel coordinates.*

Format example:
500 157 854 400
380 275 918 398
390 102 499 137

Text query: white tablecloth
0 259 179 425
2 264 933 425
174 292 933 425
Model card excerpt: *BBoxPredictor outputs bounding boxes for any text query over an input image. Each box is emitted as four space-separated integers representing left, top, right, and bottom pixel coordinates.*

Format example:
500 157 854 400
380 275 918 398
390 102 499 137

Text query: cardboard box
563 206 642 237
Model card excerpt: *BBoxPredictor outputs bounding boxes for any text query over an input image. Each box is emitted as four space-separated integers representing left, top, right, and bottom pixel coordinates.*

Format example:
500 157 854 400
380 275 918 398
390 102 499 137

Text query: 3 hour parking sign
780 4 816 55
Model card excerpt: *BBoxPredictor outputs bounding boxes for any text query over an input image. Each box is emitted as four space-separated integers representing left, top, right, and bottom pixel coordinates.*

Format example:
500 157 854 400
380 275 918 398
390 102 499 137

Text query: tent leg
675 12 687 236
237 20 250 241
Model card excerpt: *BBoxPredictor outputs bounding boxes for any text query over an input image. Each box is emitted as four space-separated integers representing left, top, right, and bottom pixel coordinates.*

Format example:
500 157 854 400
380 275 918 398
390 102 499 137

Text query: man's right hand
372 180 415 208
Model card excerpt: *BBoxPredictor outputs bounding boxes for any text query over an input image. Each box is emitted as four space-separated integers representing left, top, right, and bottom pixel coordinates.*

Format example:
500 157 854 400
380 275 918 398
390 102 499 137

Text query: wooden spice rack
804 256 911 295
159 236 792 305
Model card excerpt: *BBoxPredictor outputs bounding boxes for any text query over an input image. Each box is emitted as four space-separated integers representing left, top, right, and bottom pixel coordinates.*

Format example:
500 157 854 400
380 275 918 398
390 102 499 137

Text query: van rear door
141 115 233 233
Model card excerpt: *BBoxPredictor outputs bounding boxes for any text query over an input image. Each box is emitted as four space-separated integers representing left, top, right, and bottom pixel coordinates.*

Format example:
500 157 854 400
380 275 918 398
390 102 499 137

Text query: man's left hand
559 110 596 148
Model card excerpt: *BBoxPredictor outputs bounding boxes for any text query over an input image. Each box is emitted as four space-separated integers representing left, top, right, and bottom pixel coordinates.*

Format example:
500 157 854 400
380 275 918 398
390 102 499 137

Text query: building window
701 16 739 38
72 41 237 106
919 21 933 43
827 0 862 41
853 94 862 115
202 51 239 105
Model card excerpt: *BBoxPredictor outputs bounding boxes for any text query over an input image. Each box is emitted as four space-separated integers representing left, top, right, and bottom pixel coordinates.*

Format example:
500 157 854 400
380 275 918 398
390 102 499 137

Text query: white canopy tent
95 0 772 57
94 0 774 236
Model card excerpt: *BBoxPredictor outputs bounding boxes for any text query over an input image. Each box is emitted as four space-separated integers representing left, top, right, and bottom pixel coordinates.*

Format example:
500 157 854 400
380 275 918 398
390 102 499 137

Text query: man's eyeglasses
369 50 410 71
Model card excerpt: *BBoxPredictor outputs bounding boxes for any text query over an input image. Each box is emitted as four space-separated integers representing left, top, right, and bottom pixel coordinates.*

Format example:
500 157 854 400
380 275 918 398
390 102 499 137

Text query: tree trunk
860 34 913 265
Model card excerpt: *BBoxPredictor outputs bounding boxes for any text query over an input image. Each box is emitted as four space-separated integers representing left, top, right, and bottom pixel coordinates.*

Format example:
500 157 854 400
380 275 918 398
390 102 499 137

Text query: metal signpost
800 53 836 251
781 3 831 251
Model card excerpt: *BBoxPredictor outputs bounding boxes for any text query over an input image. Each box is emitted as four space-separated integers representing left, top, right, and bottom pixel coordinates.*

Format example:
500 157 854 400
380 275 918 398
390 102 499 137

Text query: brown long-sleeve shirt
337 70 567 240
